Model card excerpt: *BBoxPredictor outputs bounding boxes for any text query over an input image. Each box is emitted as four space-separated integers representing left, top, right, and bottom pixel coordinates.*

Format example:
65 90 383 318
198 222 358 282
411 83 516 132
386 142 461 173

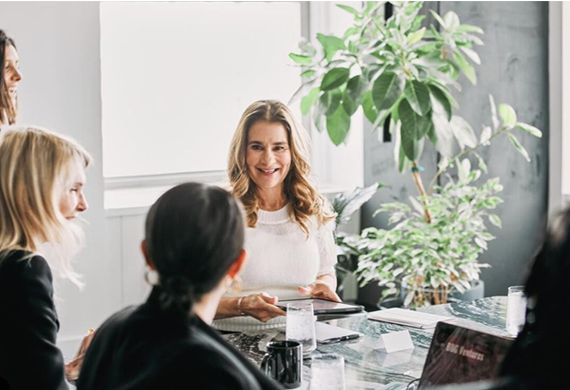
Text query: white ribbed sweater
213 204 337 331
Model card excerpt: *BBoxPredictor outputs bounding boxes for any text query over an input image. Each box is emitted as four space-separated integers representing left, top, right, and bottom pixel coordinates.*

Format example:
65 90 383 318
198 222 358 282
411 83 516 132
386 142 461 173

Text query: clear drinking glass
506 285 527 336
286 301 317 355
310 353 346 390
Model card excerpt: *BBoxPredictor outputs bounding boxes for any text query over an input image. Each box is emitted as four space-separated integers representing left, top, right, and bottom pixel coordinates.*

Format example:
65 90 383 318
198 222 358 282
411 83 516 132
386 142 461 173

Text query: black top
0 250 68 390
77 289 282 390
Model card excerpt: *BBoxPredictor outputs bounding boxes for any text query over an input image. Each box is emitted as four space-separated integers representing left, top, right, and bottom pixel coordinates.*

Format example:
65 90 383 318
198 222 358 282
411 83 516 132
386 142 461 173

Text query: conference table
223 296 512 390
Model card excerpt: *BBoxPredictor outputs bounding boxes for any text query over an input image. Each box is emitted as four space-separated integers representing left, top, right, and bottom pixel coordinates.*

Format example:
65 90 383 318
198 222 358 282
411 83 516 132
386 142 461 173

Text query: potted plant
289 2 542 308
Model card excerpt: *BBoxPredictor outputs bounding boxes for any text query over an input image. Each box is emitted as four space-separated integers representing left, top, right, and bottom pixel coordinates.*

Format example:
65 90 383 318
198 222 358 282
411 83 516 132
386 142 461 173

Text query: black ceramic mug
260 340 302 389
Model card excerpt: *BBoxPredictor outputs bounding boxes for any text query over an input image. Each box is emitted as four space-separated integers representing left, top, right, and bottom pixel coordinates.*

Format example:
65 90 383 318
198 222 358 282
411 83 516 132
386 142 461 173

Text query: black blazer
77 289 282 390
0 250 68 390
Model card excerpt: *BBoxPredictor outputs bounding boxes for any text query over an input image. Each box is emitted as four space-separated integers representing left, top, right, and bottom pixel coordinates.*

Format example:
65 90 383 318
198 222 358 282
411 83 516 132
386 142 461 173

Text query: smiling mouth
257 168 279 175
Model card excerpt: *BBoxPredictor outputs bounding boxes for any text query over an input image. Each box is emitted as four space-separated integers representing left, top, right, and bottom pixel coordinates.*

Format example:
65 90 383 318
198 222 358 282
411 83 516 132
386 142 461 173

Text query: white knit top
213 204 337 331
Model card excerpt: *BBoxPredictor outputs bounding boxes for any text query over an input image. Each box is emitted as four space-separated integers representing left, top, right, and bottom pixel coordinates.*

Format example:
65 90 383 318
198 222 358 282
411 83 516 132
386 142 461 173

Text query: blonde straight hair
0 127 92 286
227 100 333 235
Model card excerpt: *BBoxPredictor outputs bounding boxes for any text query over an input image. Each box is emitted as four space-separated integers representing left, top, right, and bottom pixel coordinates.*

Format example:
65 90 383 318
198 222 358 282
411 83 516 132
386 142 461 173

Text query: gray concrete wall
361 2 549 304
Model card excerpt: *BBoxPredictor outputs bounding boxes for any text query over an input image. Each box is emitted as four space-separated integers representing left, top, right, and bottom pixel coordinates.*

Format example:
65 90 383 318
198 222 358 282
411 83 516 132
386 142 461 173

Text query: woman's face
245 120 292 194
58 161 88 220
3 44 21 105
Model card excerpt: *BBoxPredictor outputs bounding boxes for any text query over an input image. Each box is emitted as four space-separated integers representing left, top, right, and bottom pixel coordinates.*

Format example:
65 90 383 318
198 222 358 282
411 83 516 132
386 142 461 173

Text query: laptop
276 298 364 315
418 322 513 389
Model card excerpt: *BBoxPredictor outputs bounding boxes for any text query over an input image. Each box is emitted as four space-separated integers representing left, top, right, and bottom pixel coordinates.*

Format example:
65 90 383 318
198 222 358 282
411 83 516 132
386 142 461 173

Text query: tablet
277 298 364 315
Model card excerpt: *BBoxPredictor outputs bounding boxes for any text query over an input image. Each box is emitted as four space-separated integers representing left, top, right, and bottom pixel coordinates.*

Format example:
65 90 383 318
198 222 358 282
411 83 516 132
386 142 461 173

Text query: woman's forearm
214 296 242 320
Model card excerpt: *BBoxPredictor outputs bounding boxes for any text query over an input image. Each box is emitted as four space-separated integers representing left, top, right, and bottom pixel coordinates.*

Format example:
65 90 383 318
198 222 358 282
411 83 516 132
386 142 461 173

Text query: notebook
367 308 451 329
418 322 513 389
277 298 364 315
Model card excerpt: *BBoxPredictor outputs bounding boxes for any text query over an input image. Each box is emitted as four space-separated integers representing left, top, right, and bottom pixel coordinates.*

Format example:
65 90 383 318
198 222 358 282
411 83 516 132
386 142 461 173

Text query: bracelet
236 296 246 316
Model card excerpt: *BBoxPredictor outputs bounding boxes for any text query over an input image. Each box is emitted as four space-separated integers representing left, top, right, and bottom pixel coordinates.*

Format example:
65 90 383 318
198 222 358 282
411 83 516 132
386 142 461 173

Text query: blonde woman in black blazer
0 127 91 389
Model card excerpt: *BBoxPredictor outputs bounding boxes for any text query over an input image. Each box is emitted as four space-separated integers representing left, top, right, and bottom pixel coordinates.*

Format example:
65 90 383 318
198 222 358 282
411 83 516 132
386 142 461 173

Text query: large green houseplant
289 2 542 308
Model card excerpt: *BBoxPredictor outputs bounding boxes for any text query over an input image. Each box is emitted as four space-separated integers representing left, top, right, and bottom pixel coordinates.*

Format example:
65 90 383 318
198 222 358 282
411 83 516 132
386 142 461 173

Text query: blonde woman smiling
214 100 340 331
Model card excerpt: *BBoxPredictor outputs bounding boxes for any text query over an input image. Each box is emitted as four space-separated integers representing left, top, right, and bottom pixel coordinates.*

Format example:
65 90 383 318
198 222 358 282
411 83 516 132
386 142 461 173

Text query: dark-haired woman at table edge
77 183 281 389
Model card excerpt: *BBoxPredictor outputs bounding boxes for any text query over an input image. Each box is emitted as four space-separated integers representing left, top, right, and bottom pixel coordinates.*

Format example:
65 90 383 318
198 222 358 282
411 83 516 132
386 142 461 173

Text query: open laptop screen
418 322 513 389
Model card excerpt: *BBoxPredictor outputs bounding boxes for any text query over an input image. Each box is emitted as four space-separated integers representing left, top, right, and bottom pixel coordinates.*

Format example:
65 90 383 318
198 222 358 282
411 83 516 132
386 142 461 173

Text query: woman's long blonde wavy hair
0 127 92 287
228 100 333 235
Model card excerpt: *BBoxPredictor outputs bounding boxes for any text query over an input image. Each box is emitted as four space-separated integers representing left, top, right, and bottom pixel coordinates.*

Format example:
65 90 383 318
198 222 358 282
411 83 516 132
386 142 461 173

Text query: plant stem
411 161 432 224
427 126 508 192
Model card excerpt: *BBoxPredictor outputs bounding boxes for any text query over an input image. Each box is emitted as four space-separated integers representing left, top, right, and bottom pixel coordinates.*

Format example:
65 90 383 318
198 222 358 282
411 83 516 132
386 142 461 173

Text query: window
100 2 302 179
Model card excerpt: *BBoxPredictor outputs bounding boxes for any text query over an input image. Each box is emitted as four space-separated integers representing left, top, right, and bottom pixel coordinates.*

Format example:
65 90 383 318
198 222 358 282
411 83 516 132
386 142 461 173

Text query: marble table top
223 296 510 390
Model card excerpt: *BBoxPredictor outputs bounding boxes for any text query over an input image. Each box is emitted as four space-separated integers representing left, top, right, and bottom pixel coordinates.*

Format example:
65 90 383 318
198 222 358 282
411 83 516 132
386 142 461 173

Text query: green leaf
418 114 433 139
457 158 471 182
317 33 346 62
404 80 431 116
474 237 487 250
428 84 452 121
336 3 359 16
515 122 543 138
407 27 426 46
507 133 530 162
399 100 421 160
488 214 502 228
319 89 342 116
450 116 477 149
289 53 312 65
489 95 500 131
326 106 351 145
443 11 460 31
498 104 517 128
372 109 391 132
453 52 477 84
474 152 488 173
301 88 320 116
346 75 366 101
321 67 350 91
372 72 404 111
456 24 484 34
342 93 359 116
362 91 379 124
480 126 492 145
300 69 316 78
430 10 447 29
460 47 481 65
342 75 366 115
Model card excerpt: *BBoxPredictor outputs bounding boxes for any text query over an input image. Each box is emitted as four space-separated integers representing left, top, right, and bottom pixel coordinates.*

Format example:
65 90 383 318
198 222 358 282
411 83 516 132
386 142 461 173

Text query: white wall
0 2 121 358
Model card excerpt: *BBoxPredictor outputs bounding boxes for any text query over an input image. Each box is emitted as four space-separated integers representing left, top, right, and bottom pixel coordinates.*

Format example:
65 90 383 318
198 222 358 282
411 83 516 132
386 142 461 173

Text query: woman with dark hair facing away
77 183 281 389
494 207 570 389
0 127 91 389
214 99 339 331
0 30 22 127
431 207 570 390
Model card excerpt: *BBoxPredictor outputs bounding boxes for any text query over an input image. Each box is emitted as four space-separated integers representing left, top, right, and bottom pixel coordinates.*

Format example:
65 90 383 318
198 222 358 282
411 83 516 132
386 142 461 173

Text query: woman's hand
64 328 96 383
298 280 341 302
240 292 286 322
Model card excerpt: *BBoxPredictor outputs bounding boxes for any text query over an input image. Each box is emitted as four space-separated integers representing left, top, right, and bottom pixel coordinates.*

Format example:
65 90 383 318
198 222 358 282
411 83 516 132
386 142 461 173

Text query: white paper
367 308 451 329
377 330 415 353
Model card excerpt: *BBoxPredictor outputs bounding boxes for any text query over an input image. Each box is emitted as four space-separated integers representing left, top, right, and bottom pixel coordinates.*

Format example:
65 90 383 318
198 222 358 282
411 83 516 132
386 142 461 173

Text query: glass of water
506 285 527 336
310 353 346 390
286 301 316 356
